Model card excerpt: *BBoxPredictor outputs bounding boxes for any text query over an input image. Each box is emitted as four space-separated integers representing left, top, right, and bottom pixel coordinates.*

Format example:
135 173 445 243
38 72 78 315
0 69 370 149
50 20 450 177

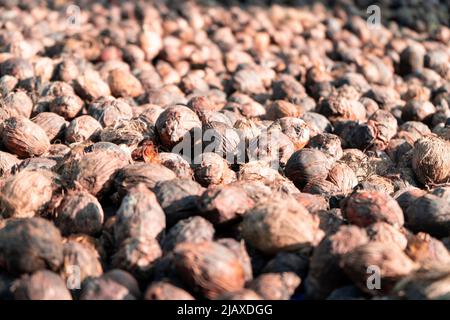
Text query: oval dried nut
285 148 333 189
248 272 301 300
241 197 324 254
173 241 245 299
392 266 450 300
156 105 202 150
158 152 193 179
2 90 33 118
63 149 130 197
340 242 416 295
0 150 20 178
144 281 194 300
32 112 68 142
111 236 162 280
74 69 111 101
327 162 358 194
162 216 214 253
366 222 408 250
0 217 63 274
60 241 103 285
265 100 303 120
405 193 450 237
154 179 204 227
198 185 254 225
80 277 136 300
0 169 60 219
113 163 176 198
405 232 450 268
268 117 310 151
102 269 141 299
65 115 102 143
88 97 133 128
412 136 450 186
114 184 166 245
305 225 369 299
217 238 253 283
193 152 236 187
1 116 50 158
108 69 144 98
49 95 84 120
55 189 104 236
342 190 405 228
12 270 72 300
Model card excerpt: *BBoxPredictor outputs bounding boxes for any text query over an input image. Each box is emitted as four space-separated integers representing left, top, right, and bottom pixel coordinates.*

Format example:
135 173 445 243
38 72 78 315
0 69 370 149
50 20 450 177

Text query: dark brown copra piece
248 272 301 300
412 136 450 186
0 217 63 274
1 116 50 158
11 270 72 300
111 237 162 280
162 216 215 253
173 241 246 299
153 178 204 226
60 240 103 286
114 184 166 244
305 225 369 299
0 169 60 218
198 185 254 225
405 232 450 267
156 105 202 150
285 148 333 189
342 191 405 228
340 242 416 295
241 197 324 254
113 163 176 198
55 189 104 236
144 281 195 300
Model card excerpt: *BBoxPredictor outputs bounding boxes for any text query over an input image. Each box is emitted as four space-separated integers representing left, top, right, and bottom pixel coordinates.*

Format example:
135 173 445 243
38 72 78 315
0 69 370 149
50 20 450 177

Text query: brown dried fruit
60 241 103 285
342 191 405 228
340 242 416 295
61 149 130 197
12 270 71 300
193 152 236 187
366 222 408 250
114 184 166 245
108 69 144 98
285 148 333 189
32 112 68 142
65 115 102 143
49 95 84 120
241 197 324 254
173 241 245 299
1 116 50 158
405 233 450 267
55 189 104 236
111 237 162 280
392 267 450 300
249 272 301 300
0 169 60 219
0 217 63 274
113 163 176 198
154 179 204 226
198 185 254 225
144 281 194 300
306 225 369 299
156 105 201 150
412 136 450 186
162 216 215 253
